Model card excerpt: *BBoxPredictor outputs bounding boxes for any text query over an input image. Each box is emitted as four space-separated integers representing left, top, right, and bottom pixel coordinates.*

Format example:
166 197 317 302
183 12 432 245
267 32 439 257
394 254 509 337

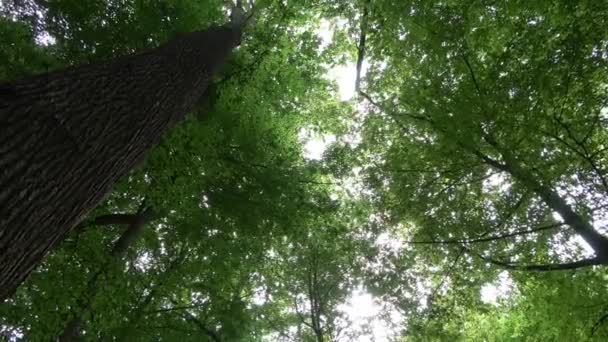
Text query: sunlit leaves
2 0 607 340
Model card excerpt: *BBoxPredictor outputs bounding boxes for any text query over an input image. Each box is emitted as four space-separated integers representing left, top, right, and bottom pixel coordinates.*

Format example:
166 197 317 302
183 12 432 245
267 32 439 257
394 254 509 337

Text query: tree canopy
1 0 608 340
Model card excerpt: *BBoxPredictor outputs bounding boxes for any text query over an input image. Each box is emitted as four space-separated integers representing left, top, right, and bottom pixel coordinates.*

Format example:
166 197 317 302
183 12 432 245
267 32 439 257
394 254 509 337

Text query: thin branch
354 0 370 92
359 91 431 123
591 203 608 213
558 118 608 193
465 247 602 271
590 146 608 160
293 296 314 329
353 11 434 128
592 311 608 336
462 53 482 95
145 303 208 315
297 180 339 186
540 126 608 194
468 144 510 172
581 113 600 144
182 311 221 342
391 168 458 174
433 248 464 294
436 171 496 196
166 297 220 341
406 222 564 245
426 247 465 322
214 47 270 85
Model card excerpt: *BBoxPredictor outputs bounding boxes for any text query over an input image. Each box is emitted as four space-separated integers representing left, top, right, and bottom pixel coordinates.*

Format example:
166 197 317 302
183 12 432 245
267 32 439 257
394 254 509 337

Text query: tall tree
0 2 357 339
356 0 608 271
0 6 249 300
4 1 608 341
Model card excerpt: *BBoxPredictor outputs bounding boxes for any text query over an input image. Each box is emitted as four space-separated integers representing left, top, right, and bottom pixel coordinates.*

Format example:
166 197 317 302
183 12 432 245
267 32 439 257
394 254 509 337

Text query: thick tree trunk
0 25 241 300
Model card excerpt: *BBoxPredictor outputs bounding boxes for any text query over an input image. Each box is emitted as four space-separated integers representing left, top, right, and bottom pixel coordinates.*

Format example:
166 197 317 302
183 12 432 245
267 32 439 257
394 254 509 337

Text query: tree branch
293 296 314 329
354 0 370 92
462 53 482 95
553 116 608 194
477 134 608 260
470 149 510 172
145 303 208 315
58 204 157 342
539 125 608 195
406 222 564 245
110 207 156 257
426 248 465 323
592 311 608 336
359 91 431 123
182 311 221 342
466 247 602 271
89 213 138 226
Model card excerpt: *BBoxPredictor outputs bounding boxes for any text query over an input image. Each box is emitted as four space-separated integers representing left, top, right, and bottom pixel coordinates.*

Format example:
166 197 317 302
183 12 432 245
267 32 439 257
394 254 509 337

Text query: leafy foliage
1 0 608 341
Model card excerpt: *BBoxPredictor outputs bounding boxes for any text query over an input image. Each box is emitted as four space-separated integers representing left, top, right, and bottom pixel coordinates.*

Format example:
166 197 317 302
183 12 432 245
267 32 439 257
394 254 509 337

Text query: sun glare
339 288 403 341
480 271 515 305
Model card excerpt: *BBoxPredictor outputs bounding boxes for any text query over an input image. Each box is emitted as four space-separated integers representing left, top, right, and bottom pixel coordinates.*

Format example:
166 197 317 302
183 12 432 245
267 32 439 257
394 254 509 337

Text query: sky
298 19 512 340
308 16 597 315
300 20 405 341
300 18 358 162
4 4 602 340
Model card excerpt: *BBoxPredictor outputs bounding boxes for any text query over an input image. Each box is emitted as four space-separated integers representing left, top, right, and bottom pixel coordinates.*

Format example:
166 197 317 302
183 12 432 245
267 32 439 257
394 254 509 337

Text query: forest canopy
1 0 608 341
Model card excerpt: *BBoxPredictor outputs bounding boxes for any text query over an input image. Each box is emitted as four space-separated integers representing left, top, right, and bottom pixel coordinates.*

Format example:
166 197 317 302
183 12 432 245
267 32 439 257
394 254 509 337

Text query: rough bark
0 25 241 300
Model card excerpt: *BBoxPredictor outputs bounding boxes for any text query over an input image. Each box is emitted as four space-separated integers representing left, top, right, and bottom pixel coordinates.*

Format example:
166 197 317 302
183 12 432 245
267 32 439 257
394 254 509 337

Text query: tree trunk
0 25 241 300
480 135 608 261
